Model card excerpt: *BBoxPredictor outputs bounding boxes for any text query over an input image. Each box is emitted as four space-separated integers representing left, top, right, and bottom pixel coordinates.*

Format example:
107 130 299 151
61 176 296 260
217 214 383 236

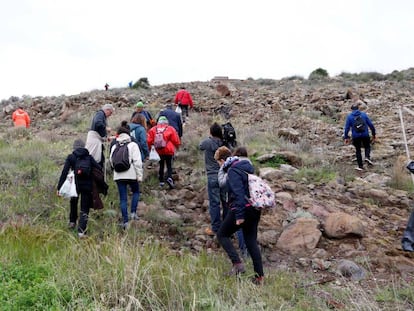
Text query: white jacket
110 133 143 182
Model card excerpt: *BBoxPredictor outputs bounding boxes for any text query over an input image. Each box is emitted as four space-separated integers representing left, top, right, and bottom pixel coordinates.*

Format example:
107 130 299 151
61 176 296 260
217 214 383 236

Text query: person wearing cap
12 106 31 128
131 101 155 129
57 139 101 238
174 87 193 123
158 102 183 138
343 102 376 171
86 103 115 167
147 116 181 189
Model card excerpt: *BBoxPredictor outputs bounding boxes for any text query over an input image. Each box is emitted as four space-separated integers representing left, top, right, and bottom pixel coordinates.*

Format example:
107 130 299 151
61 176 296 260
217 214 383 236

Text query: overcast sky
1 0 413 100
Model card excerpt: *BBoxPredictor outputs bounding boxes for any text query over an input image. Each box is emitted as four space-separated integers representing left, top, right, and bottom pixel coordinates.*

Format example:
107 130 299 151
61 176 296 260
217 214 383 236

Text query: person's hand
236 219 245 226
344 138 350 145
57 190 61 196
371 136 376 143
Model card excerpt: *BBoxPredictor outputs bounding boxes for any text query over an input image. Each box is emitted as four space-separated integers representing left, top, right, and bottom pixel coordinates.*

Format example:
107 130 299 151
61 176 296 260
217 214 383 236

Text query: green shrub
308 68 329 80
132 77 150 89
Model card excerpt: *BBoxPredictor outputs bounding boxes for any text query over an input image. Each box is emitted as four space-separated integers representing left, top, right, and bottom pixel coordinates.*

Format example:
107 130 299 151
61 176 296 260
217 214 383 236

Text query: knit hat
136 101 144 108
158 116 169 124
102 103 114 112
73 139 85 150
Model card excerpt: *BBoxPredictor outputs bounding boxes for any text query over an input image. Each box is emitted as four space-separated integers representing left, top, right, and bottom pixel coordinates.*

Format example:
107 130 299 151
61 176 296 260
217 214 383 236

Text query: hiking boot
252 276 264 285
402 240 414 252
226 263 246 276
355 167 364 171
68 222 76 229
204 227 215 236
159 182 165 188
365 158 374 166
166 177 174 189
130 213 139 220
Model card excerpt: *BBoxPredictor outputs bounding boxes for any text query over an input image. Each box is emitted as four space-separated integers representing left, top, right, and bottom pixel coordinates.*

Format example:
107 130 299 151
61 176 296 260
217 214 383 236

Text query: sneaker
68 222 76 229
159 182 165 187
252 276 264 285
355 167 364 171
204 227 215 236
78 232 87 239
122 222 129 230
226 263 246 276
402 240 414 252
166 177 174 189
130 213 139 220
365 158 374 166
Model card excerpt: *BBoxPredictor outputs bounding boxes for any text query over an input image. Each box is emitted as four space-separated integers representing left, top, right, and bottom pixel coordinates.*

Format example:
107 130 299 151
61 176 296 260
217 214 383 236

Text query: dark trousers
353 136 371 168
69 197 79 223
78 190 93 234
403 209 414 243
159 155 173 182
217 208 264 277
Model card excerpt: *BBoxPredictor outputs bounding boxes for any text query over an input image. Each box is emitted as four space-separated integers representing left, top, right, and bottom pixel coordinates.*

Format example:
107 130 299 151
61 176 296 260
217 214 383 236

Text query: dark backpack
74 155 92 179
111 142 131 172
154 127 167 149
353 115 366 133
222 122 237 149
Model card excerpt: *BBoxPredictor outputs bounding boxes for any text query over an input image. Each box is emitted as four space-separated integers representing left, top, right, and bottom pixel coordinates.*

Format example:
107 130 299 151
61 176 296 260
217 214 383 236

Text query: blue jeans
207 174 226 233
116 180 140 224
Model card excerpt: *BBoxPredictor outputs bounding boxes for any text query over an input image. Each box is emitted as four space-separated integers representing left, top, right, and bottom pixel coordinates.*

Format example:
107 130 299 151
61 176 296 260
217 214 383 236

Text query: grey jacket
199 136 222 176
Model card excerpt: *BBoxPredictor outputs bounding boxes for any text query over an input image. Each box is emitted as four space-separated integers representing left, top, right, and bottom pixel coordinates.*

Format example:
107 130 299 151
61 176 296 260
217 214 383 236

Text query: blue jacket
344 110 376 139
226 159 254 221
159 108 183 137
129 123 149 160
90 110 108 138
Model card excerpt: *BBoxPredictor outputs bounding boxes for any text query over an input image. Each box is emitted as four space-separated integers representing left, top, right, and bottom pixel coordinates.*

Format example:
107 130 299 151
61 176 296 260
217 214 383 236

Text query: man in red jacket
174 87 193 123
147 116 181 189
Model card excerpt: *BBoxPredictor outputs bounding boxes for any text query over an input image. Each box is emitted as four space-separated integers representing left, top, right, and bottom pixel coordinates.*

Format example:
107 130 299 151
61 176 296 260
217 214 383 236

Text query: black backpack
353 115 366 133
74 155 92 179
111 142 131 172
222 122 237 149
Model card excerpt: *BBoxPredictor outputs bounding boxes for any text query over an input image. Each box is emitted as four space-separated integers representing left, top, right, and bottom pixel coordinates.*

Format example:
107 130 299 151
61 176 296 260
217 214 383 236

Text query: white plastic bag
59 170 78 198
149 146 161 162
175 105 182 114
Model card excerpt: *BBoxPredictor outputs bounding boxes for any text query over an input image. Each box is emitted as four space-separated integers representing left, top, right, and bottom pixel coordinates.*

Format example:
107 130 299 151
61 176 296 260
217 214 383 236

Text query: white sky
1 0 413 100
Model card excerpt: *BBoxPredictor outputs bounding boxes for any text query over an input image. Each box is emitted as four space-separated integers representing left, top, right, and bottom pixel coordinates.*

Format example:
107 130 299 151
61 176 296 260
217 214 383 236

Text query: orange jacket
12 108 31 128
147 124 180 156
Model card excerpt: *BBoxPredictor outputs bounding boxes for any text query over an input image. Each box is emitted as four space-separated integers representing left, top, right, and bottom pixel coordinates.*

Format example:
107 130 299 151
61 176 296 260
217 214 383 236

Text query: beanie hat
102 103 114 112
136 101 144 108
73 139 85 150
158 116 169 124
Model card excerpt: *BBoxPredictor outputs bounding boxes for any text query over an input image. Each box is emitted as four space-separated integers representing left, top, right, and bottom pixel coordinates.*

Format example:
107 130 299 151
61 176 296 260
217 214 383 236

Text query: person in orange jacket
174 87 193 123
12 107 31 128
147 116 180 189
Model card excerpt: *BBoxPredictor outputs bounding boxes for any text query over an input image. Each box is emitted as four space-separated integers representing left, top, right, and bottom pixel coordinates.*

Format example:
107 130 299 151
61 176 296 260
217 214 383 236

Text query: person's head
351 102 360 111
135 101 144 112
131 113 147 129
117 125 130 135
102 103 114 117
158 116 169 125
232 146 248 157
120 120 130 131
214 146 232 164
73 139 85 150
210 122 223 139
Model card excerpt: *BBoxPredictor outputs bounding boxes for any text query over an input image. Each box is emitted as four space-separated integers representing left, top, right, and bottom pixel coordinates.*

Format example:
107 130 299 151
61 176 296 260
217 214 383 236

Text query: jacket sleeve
130 143 143 181
365 116 376 137
147 128 154 148
25 113 31 128
218 166 227 188
188 92 193 108
228 168 247 220
170 127 181 148
344 115 351 139
57 156 73 190
139 127 149 159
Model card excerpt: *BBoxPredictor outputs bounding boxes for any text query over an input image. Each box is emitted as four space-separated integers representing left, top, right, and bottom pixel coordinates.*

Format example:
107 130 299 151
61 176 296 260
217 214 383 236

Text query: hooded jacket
147 124 181 156
110 133 143 182
12 108 31 128
226 159 254 221
174 89 193 108
344 109 376 139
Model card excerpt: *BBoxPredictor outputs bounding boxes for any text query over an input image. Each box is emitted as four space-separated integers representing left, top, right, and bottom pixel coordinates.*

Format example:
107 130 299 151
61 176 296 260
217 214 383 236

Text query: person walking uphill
147 116 181 189
217 150 264 285
57 139 102 238
199 122 227 236
12 106 31 128
110 126 143 230
174 87 193 123
86 104 115 167
343 102 376 171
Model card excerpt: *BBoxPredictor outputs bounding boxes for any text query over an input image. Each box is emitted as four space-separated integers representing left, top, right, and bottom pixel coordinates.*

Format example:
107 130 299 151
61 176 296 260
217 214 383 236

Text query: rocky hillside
2 73 414 287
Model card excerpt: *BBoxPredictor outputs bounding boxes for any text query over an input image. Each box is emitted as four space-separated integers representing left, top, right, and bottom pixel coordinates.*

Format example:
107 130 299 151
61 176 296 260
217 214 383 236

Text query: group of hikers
54 87 414 285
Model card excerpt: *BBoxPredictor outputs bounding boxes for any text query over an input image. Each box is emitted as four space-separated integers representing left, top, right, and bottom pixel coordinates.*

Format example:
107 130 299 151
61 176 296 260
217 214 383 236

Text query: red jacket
174 89 193 108
147 124 180 156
